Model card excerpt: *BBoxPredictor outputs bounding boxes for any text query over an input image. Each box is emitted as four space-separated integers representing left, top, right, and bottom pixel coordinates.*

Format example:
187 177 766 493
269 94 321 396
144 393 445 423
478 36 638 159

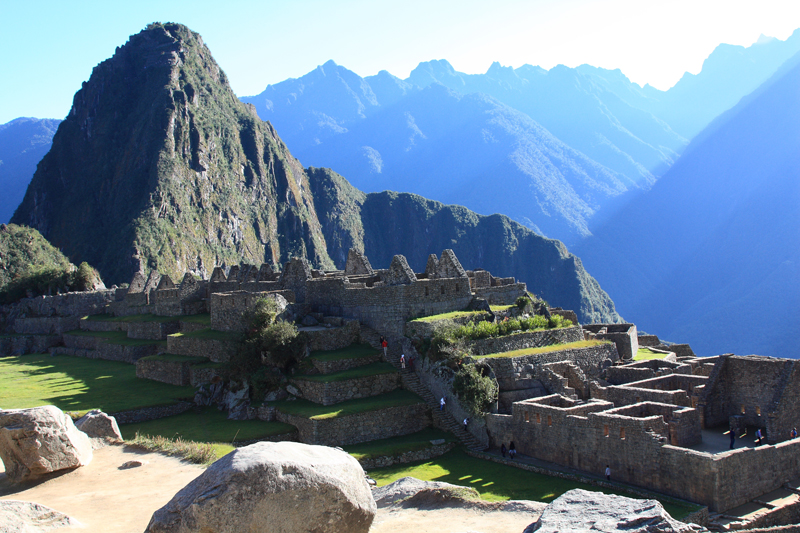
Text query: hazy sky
1 0 799 123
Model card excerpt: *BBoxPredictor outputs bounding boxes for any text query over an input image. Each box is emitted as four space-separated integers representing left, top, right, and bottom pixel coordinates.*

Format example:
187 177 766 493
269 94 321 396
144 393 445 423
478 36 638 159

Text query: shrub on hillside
452 363 498 416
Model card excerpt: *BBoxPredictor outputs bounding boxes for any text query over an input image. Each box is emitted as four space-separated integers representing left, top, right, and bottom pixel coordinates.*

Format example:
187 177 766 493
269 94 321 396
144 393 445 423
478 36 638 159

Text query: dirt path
0 444 205 533
0 445 541 533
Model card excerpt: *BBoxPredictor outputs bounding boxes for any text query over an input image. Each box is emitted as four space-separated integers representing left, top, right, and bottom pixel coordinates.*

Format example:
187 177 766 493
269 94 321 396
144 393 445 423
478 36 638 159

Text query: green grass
83 313 172 323
169 328 240 342
489 305 514 312
343 428 456 460
119 406 296 443
635 348 670 361
179 313 211 325
138 353 209 364
475 340 611 359
293 362 397 383
64 329 167 347
0 353 195 414
308 343 379 362
271 389 423 420
409 310 484 323
369 448 700 520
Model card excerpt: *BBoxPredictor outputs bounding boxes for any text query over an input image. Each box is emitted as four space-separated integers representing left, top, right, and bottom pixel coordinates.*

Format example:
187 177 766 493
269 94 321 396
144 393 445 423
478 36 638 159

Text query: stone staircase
361 326 486 451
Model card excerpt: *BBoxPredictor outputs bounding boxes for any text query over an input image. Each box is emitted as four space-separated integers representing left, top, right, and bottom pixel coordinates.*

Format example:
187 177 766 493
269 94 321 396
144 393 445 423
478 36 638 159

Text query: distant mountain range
0 118 60 223
241 30 800 244
10 23 620 324
574 51 800 357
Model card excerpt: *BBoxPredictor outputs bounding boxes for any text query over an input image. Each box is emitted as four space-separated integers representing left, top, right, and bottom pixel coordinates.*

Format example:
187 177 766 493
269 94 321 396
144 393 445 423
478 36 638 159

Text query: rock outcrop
74 410 123 442
373 477 480 509
0 500 80 532
145 441 376 533
0 405 93 482
524 489 705 533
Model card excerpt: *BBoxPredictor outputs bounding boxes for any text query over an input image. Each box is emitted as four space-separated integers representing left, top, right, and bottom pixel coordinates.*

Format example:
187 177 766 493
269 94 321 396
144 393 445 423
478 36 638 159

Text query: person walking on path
440 397 446 411
509 441 516 460
400 353 406 369
792 428 798 439
605 465 611 481
730 429 736 449
501 443 507 458
381 337 388 357
756 428 763 445
463 417 469 431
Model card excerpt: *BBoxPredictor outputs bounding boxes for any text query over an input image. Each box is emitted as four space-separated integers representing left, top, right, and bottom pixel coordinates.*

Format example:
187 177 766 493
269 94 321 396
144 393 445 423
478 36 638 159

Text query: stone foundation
167 334 237 363
127 321 181 340
276 403 431 446
357 442 457 469
291 372 401 406
469 326 584 356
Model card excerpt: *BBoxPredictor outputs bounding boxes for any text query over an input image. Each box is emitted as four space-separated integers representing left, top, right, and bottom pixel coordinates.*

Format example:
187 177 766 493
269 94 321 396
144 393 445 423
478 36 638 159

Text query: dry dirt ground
0 445 541 533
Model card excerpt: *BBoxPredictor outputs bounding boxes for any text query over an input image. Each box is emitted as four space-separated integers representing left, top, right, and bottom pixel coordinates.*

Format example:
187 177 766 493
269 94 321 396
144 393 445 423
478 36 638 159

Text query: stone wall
79 319 129 333
111 402 193 424
357 442 457 469
472 283 527 305
490 390 800 512
0 334 60 356
13 316 81 335
2 289 116 320
481 341 618 385
210 290 290 332
469 326 584 356
127 321 180 340
167 334 236 363
276 403 430 446
584 323 638 360
189 365 223 387
302 319 360 351
136 357 196 386
310 353 380 374
702 355 796 442
290 372 401 406
306 276 475 336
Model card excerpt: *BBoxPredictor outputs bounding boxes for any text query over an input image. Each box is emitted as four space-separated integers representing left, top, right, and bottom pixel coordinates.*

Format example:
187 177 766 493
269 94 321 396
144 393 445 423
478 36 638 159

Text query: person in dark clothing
501 443 507 458
730 429 736 449
605 465 611 481
509 441 516 460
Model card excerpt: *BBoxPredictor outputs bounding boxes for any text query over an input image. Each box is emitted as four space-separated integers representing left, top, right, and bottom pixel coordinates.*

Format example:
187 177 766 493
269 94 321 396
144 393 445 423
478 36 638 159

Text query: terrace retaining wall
291 372 401 406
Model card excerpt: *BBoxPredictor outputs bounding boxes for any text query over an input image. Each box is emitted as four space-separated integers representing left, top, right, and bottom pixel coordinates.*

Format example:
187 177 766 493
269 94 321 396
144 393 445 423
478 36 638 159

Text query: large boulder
145 441 377 533
0 405 93 482
524 489 705 533
74 410 122 442
373 477 480 509
0 500 80 532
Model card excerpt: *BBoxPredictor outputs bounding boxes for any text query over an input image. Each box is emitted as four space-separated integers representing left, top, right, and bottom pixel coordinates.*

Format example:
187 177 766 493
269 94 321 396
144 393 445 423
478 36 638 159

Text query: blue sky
1 0 799 123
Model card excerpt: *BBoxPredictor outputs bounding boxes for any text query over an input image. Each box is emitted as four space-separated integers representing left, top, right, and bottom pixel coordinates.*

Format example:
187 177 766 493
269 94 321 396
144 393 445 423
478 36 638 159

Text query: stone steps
362 326 485 451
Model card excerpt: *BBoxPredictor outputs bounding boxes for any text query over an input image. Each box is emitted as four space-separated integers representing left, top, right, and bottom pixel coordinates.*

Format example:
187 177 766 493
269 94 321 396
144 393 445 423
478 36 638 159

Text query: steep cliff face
307 167 621 324
12 23 332 284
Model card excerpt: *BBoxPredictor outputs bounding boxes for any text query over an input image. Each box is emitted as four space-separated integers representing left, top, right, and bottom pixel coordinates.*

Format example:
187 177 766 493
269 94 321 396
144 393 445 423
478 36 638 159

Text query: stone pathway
360 327 485 451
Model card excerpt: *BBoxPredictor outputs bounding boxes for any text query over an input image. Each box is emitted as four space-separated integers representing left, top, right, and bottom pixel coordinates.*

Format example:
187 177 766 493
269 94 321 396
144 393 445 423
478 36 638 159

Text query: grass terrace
293 362 397 383
83 313 207 323
369 448 701 520
307 343 379 362
474 339 610 359
343 428 456 461
0 353 195 414
634 348 671 361
168 328 240 342
64 329 167 347
119 406 295 444
409 309 486 323
270 389 423 420
137 353 209 364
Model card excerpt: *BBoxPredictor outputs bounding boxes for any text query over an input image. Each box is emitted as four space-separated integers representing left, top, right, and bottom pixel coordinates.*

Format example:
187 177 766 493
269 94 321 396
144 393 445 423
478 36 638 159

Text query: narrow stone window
455 283 459 292
524 412 530 423
636 396 641 403
620 427 626 440
425 286 429 296
547 415 552 426
756 406 761 416
441 286 445 295
741 404 746 414
604 425 609 437
536 413 541 423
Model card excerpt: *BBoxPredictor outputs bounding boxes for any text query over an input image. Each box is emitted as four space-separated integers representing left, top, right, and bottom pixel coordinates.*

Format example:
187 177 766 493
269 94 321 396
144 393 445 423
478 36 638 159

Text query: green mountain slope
11 23 619 323
12 23 333 283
